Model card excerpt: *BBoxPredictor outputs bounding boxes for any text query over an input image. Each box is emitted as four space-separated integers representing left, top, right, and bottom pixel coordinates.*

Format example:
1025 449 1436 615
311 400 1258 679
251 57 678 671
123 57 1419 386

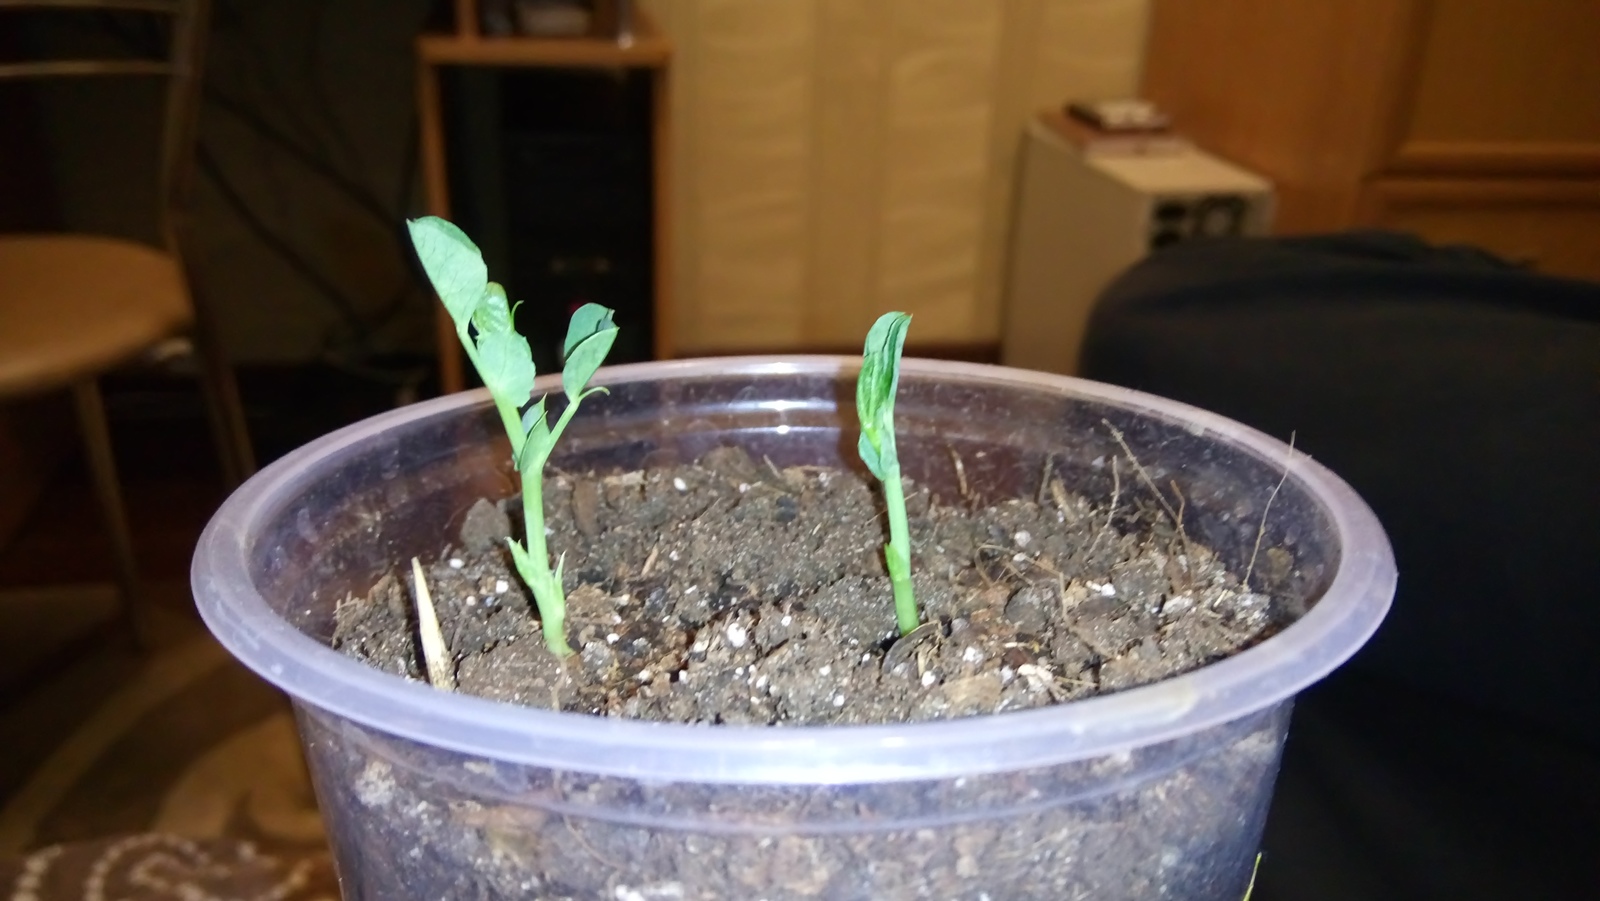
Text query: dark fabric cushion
1080 231 1600 900
1083 231 1600 745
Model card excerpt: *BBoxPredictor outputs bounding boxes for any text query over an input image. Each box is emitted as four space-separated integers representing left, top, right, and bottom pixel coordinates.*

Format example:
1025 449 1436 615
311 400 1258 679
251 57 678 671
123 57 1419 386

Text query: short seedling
857 311 918 635
407 216 618 657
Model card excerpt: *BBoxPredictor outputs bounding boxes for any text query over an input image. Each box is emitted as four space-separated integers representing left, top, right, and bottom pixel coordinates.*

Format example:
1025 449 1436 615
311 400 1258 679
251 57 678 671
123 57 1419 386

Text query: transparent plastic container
192 358 1394 900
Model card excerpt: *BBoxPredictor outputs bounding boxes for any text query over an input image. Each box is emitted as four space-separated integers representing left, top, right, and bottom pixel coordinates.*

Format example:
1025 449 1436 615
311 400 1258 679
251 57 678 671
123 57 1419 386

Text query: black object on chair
1080 231 1600 900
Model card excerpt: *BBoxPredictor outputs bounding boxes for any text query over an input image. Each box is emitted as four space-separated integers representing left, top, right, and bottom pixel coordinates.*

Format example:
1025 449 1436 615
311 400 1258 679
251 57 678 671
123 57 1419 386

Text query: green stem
881 462 918 634
510 395 588 658
517 473 571 656
463 325 566 655
545 395 586 454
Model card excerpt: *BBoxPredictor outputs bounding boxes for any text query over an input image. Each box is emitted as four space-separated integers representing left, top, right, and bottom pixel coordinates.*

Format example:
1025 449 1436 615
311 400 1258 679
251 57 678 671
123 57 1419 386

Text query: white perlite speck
673 477 688 492
354 760 396 807
494 579 509 593
726 622 748 648
613 883 685 901
1017 663 1054 692
1013 530 1032 547
447 558 464 569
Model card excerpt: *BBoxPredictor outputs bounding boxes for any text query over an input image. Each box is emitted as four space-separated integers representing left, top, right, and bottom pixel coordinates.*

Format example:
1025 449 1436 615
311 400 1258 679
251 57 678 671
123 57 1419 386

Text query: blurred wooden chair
0 0 254 644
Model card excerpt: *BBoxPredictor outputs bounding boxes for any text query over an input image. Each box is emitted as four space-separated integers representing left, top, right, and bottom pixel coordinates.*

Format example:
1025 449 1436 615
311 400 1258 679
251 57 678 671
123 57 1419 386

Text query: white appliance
1000 116 1274 375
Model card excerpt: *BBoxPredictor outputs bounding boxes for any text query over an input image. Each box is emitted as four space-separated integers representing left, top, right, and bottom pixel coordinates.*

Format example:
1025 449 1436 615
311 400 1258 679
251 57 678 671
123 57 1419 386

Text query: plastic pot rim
192 356 1395 785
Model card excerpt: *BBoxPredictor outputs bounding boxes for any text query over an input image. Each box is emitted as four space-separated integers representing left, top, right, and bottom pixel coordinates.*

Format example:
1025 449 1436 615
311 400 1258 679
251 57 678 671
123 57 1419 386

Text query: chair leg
195 349 256 488
189 322 256 488
72 378 144 648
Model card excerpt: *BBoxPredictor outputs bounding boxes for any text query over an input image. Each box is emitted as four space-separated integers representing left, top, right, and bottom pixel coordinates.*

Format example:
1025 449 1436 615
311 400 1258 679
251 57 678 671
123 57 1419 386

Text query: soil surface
333 446 1280 724
317 446 1289 900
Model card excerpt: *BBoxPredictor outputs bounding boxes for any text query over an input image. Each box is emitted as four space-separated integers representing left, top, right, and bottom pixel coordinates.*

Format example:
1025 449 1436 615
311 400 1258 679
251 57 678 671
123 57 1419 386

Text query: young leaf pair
407 216 616 657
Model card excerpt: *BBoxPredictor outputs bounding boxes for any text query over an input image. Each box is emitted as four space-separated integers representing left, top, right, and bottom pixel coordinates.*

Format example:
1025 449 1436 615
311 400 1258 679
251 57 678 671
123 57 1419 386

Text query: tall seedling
407 216 618 657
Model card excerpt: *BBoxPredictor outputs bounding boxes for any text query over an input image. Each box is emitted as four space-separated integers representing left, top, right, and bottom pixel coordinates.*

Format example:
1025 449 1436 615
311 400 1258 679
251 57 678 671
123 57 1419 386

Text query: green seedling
857 311 918 635
407 216 618 657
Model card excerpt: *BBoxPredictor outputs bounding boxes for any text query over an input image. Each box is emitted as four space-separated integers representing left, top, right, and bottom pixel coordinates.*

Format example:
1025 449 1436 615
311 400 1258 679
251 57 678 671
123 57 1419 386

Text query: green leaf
857 312 910 470
857 354 886 428
407 217 487 332
562 328 619 401
473 282 515 336
476 328 535 408
859 312 910 414
519 395 547 437
518 397 555 472
857 431 885 480
562 303 616 360
505 538 539 589
560 304 620 402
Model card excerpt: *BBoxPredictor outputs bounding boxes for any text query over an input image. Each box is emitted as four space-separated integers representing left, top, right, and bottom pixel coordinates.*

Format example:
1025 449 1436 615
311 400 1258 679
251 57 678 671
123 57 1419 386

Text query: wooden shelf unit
418 0 672 392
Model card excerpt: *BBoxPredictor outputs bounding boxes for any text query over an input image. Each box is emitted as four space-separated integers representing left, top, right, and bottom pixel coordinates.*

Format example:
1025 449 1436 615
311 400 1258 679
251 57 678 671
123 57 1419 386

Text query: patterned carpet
0 363 430 899
0 588 339 899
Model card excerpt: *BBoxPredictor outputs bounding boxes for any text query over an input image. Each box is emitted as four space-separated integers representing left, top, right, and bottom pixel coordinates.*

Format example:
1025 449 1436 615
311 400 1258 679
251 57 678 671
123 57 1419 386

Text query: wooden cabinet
1142 0 1600 281
1361 178 1600 274
1396 1 1600 171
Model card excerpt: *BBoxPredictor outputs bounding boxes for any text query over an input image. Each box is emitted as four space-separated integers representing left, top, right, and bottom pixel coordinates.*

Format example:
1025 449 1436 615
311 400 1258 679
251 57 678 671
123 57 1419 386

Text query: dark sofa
1080 231 1600 900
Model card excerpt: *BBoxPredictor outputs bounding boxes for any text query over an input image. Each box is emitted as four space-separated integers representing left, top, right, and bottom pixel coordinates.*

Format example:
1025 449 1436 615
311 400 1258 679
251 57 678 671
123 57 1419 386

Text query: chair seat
0 234 194 397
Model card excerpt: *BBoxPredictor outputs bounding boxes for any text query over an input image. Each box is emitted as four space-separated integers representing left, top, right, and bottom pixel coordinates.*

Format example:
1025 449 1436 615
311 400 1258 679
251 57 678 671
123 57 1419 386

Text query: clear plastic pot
192 357 1393 900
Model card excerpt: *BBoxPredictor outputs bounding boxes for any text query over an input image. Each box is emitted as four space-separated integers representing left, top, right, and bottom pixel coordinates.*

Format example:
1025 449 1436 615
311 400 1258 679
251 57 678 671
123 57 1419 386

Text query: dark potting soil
333 446 1281 724
312 446 1292 900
